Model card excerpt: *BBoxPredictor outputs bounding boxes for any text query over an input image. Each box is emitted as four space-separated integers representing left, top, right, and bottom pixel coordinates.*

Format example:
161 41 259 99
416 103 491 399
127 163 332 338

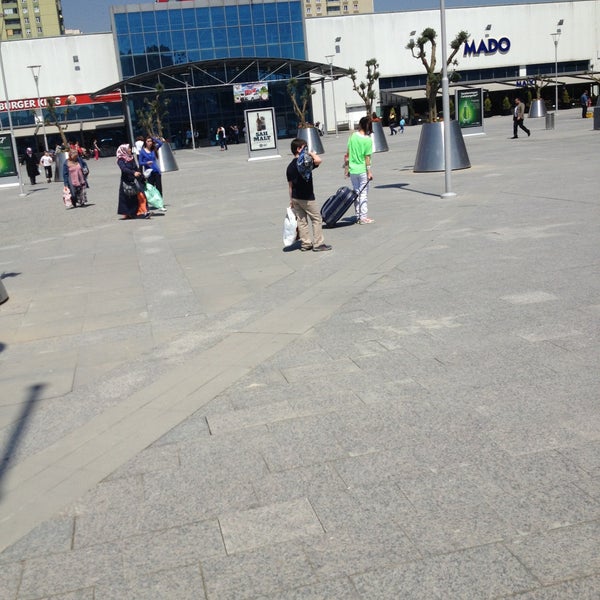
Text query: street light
325 54 338 137
182 72 195 150
551 29 561 112
439 0 455 198
0 20 26 196
27 65 48 151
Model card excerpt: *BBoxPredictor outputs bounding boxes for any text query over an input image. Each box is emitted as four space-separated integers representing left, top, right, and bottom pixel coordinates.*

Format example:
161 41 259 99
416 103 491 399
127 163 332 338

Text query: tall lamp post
27 64 48 151
182 72 195 150
551 30 561 112
439 0 456 198
0 20 26 196
325 54 338 137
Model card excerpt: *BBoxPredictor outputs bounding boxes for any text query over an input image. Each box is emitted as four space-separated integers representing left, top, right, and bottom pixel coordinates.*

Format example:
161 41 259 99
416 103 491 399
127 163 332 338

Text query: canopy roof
93 57 350 98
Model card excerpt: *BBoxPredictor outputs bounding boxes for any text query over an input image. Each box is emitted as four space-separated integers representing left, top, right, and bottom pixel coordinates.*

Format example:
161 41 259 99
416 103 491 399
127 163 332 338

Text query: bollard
545 112 555 130
594 106 600 130
0 279 8 305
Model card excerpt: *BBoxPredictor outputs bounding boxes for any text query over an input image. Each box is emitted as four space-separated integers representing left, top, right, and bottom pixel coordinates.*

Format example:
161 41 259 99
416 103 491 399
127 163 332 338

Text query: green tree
484 96 492 115
136 83 170 137
45 97 73 148
348 58 380 117
406 28 469 122
286 78 316 128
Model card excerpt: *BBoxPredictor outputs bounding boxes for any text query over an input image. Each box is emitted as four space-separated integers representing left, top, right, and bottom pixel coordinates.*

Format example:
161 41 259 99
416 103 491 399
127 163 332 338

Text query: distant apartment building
0 0 64 40
303 0 373 18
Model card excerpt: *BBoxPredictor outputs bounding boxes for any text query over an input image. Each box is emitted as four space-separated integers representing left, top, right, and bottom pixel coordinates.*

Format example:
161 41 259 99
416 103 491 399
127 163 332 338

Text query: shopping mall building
1 0 598 152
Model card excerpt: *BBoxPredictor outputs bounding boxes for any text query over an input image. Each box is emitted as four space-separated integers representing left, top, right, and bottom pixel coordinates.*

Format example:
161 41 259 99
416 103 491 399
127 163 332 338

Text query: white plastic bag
282 206 298 247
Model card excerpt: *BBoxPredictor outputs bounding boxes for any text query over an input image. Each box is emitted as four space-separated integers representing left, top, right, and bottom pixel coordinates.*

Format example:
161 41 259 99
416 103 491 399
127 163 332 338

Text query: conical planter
0 278 8 305
54 151 68 183
413 121 471 173
157 142 179 173
296 127 324 154
371 120 389 153
529 99 547 118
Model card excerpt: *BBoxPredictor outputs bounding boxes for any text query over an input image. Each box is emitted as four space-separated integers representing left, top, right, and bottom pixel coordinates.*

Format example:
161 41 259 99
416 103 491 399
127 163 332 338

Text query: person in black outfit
20 148 39 184
286 138 331 252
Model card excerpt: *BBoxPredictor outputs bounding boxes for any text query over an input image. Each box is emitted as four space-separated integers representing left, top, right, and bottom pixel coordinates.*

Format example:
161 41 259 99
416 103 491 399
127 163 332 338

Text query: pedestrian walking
39 151 53 183
347 116 374 224
511 97 531 139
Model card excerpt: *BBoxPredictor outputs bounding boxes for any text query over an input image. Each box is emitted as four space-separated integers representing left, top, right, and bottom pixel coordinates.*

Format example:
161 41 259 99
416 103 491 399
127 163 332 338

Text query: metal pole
0 29 26 196
552 34 559 112
331 62 338 138
27 65 48 151
183 74 195 150
320 78 327 134
439 0 456 198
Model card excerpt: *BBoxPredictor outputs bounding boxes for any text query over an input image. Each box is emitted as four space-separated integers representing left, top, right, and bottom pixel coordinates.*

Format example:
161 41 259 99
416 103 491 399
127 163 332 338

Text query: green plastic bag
144 182 164 210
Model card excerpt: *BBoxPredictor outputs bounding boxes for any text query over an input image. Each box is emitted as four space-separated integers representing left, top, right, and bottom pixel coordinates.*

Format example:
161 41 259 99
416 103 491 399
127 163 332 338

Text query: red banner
0 91 122 112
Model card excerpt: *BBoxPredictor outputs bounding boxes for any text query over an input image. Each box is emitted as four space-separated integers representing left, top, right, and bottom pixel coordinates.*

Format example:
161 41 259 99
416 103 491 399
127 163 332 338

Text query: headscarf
116 144 133 162
26 148 33 156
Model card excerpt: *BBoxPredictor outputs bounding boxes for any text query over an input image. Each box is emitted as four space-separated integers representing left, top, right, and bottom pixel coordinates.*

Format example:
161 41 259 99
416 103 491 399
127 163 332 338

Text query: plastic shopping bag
145 182 164 210
282 206 298 247
62 186 73 208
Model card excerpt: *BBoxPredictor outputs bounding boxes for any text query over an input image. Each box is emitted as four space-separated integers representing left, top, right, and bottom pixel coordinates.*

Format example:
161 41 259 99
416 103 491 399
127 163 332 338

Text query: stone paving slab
0 111 599 597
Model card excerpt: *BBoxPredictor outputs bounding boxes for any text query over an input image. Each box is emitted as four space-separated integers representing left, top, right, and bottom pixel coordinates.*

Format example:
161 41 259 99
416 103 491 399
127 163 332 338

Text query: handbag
62 187 72 208
121 180 137 197
282 206 298 247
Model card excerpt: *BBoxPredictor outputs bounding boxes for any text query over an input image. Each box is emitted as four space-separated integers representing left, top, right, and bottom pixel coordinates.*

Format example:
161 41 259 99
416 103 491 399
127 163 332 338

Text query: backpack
296 147 314 181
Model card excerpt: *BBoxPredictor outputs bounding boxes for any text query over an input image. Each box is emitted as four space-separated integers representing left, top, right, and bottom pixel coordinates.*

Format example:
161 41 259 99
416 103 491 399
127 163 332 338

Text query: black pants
581 105 587 118
513 117 530 137
148 171 162 195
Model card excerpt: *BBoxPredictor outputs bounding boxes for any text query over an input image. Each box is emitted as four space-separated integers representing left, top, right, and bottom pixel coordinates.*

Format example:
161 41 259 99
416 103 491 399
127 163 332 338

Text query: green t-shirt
347 131 373 175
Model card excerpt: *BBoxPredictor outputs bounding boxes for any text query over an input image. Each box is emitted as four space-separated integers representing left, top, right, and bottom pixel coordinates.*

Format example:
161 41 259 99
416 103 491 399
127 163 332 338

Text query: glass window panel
187 49 200 62
114 14 128 34
213 28 227 48
144 30 159 51
225 5 238 24
227 27 240 47
121 55 134 77
199 29 212 48
279 23 292 44
133 54 149 74
292 43 305 60
181 8 196 27
254 25 266 45
158 30 172 50
140 11 156 31
146 54 162 71
210 6 226 27
127 13 143 34
228 47 242 58
240 26 254 46
290 2 303 21
255 45 268 58
155 11 170 31
238 5 251 25
267 44 281 57
130 33 145 53
277 2 291 21
201 47 216 60
264 4 278 23
196 7 210 28
117 34 132 55
266 27 279 44
169 9 184 29
184 29 198 49
252 4 265 24
241 45 255 58
170 30 186 52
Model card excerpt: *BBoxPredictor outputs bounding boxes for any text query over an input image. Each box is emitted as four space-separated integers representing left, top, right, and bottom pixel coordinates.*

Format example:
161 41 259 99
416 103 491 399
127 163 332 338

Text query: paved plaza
0 111 599 599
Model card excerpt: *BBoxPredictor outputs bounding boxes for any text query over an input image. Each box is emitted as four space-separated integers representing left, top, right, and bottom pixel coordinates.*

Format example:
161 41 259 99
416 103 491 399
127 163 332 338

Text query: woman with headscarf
20 148 39 185
62 149 88 208
116 144 149 219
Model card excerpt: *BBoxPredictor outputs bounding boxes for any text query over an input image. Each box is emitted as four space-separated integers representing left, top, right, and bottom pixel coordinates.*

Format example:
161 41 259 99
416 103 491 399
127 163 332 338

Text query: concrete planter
371 120 389 153
413 121 471 173
157 142 179 172
296 127 324 154
0 279 8 305
529 99 547 118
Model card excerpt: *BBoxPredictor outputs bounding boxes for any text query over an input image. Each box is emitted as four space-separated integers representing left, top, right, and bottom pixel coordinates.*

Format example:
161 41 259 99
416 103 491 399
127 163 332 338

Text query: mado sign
464 37 510 57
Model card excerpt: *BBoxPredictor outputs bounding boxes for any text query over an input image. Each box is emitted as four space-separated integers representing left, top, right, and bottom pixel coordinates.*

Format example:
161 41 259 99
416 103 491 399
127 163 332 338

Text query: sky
61 0 154 34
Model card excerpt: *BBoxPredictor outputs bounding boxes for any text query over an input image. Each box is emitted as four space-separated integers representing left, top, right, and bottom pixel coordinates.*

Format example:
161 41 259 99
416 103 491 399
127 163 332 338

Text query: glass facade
112 1 309 144
114 1 305 78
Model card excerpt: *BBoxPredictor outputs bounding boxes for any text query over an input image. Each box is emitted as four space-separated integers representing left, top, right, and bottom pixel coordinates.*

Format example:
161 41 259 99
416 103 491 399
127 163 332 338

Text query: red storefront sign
0 91 122 112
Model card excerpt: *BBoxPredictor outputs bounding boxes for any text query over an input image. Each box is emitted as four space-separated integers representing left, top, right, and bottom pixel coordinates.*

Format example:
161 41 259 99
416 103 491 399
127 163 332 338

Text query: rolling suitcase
320 180 369 226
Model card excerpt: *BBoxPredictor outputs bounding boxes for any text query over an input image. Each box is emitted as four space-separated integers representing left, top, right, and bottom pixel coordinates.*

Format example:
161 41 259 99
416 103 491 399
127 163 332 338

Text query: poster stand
244 107 280 161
